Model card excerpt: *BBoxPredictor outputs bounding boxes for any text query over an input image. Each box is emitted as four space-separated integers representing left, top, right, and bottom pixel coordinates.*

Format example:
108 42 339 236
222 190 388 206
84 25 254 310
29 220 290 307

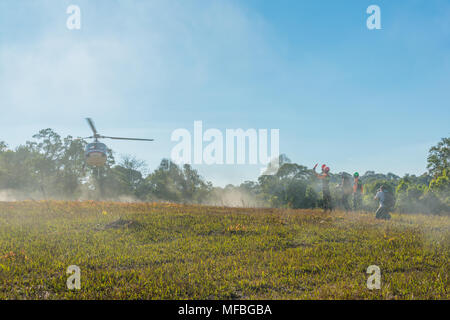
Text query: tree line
0 129 448 214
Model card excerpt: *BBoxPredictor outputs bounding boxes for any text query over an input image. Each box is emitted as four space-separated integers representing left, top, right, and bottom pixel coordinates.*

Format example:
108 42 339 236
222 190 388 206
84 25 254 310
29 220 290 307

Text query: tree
429 169 449 193
427 137 449 177
181 164 212 203
145 159 184 202
0 141 7 152
258 162 316 209
106 155 148 198
57 135 87 197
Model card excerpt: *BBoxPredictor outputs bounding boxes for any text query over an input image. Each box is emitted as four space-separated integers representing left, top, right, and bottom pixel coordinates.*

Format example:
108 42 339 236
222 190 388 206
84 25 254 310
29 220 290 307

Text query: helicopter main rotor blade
100 136 154 141
86 118 98 136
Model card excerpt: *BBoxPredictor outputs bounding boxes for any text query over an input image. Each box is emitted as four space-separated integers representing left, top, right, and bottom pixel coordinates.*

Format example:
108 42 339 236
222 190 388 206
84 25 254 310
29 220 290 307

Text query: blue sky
0 0 449 186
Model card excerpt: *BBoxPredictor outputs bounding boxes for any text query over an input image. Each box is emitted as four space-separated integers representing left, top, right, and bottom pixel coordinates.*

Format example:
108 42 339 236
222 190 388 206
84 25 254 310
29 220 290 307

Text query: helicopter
82 118 154 167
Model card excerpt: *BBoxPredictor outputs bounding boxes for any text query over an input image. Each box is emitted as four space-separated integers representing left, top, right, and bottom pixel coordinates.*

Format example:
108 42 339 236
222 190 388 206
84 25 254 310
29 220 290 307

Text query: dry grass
0 201 448 299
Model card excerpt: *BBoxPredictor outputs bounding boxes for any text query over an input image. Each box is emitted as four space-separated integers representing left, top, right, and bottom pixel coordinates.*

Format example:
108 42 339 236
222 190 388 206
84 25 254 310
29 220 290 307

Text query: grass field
0 201 448 299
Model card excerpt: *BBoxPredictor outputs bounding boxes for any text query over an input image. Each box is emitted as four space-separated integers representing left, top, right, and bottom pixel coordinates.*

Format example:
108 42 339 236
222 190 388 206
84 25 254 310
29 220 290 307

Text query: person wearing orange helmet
313 163 333 212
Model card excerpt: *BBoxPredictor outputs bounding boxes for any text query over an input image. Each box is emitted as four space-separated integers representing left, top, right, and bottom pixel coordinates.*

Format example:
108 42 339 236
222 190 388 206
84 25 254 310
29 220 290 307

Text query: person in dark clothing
340 174 352 212
313 163 333 212
374 185 391 220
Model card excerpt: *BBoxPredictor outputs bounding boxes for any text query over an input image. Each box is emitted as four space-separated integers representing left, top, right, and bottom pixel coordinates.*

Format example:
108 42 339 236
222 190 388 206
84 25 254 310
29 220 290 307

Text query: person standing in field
352 172 364 211
374 185 391 220
313 164 333 212
340 174 352 212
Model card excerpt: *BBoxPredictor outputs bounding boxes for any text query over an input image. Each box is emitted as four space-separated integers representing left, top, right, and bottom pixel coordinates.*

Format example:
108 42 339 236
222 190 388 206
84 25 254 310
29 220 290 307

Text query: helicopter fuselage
85 142 107 167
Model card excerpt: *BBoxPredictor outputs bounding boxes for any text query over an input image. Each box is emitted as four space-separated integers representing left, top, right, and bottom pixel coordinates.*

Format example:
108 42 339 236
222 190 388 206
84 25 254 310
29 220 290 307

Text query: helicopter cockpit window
86 143 106 152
